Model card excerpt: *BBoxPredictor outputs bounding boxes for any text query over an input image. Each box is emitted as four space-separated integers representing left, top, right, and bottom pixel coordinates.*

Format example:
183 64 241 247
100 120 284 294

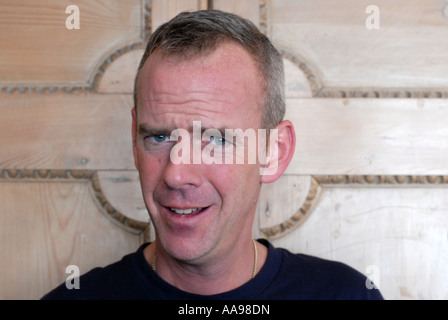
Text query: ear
131 107 139 170
260 120 296 183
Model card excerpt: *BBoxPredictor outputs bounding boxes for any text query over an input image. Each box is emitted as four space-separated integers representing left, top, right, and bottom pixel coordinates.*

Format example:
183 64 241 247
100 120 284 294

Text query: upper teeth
170 208 200 215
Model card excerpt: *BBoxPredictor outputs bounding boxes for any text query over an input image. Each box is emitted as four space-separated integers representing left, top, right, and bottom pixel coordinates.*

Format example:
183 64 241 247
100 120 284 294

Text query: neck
145 238 267 295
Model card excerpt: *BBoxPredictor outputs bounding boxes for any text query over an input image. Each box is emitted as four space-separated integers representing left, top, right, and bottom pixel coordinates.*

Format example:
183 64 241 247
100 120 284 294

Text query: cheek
136 150 165 193
209 163 261 206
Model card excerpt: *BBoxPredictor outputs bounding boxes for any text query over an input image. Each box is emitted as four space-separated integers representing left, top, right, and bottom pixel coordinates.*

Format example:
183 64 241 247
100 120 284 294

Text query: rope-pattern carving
0 169 150 241
3 170 447 241
259 0 268 35
280 49 323 96
314 175 448 185
260 175 448 239
315 89 448 99
2 0 447 99
0 0 152 95
260 176 320 239
281 49 448 99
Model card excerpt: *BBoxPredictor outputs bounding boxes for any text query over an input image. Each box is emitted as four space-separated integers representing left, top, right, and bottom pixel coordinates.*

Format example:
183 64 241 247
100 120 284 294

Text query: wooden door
1 0 447 300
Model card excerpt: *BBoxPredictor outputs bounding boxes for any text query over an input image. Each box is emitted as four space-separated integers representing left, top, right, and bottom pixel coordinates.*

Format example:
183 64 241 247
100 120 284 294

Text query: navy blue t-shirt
42 239 383 300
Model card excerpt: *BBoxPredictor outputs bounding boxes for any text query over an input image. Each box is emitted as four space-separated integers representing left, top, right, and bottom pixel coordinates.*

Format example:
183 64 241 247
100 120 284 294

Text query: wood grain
0 179 142 299
271 186 448 299
270 0 448 91
97 50 144 94
0 93 134 170
151 0 209 31
213 0 260 25
0 0 144 88
1 0 448 301
96 170 148 224
285 98 448 175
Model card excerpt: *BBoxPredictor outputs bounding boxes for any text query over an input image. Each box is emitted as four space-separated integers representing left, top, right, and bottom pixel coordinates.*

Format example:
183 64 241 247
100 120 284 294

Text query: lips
169 207 201 215
167 206 209 216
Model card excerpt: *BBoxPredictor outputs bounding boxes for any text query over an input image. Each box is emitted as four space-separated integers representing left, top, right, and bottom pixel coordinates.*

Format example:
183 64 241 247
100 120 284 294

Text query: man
42 10 383 300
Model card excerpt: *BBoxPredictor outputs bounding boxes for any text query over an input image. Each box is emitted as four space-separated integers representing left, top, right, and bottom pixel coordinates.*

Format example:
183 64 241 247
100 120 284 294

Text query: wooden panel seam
265 1 448 98
261 174 448 239
1 0 447 98
0 0 152 95
279 48 448 98
0 169 150 242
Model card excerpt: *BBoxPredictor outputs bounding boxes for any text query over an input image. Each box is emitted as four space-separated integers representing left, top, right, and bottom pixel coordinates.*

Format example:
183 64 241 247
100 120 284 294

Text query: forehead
135 42 264 129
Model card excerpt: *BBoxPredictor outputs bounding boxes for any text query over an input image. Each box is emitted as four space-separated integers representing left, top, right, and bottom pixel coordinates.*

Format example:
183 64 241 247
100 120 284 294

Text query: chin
161 236 216 263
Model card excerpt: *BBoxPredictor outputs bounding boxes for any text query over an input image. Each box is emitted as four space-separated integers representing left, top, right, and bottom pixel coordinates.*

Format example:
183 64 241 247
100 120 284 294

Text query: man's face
133 42 265 263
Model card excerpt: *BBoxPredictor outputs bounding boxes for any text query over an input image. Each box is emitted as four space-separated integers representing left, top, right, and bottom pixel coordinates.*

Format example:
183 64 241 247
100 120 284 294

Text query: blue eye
151 135 169 143
210 135 226 146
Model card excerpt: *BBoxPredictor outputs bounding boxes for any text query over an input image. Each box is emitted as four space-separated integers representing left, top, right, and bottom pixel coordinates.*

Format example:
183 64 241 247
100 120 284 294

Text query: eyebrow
138 124 172 137
138 123 229 137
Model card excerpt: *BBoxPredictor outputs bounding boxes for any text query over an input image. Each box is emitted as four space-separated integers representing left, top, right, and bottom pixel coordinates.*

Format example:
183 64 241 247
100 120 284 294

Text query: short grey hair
134 10 285 128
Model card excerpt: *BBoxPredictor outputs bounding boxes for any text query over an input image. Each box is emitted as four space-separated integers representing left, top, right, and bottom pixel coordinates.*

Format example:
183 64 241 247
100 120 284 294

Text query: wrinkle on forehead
144 107 226 119
143 91 233 110
136 42 264 127
139 92 229 125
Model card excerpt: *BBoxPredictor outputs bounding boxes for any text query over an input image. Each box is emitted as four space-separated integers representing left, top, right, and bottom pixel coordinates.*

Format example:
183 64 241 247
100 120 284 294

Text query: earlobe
260 120 296 183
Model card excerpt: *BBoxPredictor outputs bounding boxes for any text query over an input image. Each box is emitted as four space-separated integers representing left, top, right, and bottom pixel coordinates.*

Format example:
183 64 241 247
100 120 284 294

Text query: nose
162 160 203 190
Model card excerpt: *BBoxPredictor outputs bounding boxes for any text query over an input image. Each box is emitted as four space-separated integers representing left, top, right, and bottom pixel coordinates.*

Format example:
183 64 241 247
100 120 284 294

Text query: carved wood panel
0 0 147 92
0 0 447 300
0 0 153 300
252 0 448 300
0 170 148 299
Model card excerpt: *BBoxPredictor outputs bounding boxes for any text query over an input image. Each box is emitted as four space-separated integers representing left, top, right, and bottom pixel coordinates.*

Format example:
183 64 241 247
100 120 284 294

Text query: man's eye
209 135 226 146
148 135 170 143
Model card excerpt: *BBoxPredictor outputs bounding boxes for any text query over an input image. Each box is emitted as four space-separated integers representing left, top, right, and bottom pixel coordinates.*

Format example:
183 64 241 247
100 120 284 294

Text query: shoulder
267 244 383 300
41 244 149 300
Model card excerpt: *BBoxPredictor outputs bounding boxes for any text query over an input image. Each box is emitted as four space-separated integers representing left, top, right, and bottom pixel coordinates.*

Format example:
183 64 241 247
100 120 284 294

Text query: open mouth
168 207 208 216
